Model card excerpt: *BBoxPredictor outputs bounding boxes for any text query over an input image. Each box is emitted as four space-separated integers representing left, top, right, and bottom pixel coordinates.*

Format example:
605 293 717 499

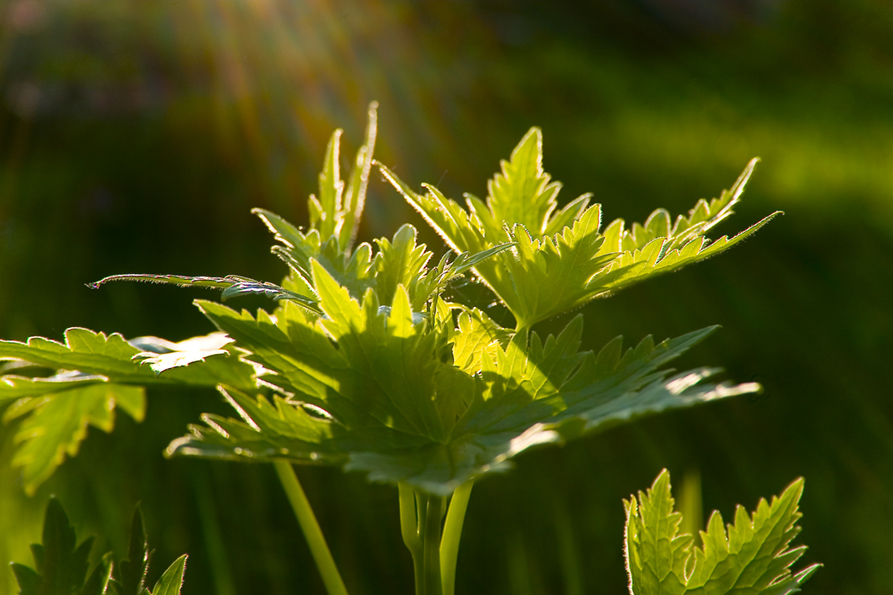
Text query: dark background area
1 0 891 593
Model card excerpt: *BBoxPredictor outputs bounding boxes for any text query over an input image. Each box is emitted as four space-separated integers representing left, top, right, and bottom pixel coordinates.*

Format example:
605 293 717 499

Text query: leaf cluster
11 499 186 595
2 105 771 497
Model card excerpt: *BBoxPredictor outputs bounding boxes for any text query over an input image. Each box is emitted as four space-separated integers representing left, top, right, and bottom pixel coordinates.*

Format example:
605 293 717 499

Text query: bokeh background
1 0 891 593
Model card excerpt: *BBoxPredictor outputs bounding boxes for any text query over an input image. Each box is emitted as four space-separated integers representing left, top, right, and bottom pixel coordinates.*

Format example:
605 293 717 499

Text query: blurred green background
1 0 891 593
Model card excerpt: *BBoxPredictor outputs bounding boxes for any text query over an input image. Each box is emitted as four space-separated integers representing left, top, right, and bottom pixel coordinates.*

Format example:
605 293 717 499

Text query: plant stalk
440 481 473 595
399 482 425 594
399 483 450 595
274 461 348 595
422 493 445 595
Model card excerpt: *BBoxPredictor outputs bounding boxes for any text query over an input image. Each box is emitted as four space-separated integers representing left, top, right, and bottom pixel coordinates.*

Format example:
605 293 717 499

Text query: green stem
398 483 447 595
440 481 474 595
422 493 445 595
399 482 424 594
274 461 348 595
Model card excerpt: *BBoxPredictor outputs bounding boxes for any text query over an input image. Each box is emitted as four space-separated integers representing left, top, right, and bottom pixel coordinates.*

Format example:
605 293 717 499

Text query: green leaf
170 300 758 496
102 506 187 595
309 103 378 251
624 470 821 595
0 328 256 390
89 273 322 315
339 101 378 251
381 133 776 329
310 128 345 241
130 333 230 375
589 160 779 298
249 101 377 309
0 328 257 492
148 555 187 595
5 382 145 494
254 207 376 302
372 224 433 308
10 497 112 595
13 500 188 595
482 127 565 234
108 507 151 595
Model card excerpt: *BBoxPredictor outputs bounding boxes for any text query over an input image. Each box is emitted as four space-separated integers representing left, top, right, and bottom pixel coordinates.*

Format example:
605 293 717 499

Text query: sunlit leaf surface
2 111 770 499
624 470 820 595
380 130 777 328
0 329 255 493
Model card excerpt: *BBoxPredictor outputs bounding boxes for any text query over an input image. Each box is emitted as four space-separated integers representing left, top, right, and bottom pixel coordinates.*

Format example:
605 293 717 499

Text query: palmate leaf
380 132 777 329
0 329 256 493
624 470 821 595
168 277 758 495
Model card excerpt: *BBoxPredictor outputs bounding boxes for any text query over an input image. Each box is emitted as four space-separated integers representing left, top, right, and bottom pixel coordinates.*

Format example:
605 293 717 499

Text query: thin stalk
422 493 445 595
440 481 474 595
274 461 348 595
399 482 424 594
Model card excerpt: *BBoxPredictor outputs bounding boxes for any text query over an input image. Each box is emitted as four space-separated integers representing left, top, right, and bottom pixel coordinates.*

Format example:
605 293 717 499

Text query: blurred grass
2 0 892 593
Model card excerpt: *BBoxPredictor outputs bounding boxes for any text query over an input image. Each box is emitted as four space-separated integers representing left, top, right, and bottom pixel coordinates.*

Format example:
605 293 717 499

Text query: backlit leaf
0 329 257 492
6 383 145 494
381 133 775 329
624 469 821 595
170 305 758 496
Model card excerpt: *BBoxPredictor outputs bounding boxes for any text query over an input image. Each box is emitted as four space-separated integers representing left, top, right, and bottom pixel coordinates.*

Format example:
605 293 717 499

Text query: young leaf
308 102 378 252
624 469 821 595
12 500 188 595
372 224 433 308
147 555 187 595
105 506 188 595
108 506 151 595
339 101 378 251
381 131 776 329
482 127 565 234
253 207 376 302
10 497 112 595
309 128 345 241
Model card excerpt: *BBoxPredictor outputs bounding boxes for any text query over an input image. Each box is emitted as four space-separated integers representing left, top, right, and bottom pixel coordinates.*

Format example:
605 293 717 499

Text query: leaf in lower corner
10 498 111 595
623 470 821 595
146 555 187 595
5 383 145 495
